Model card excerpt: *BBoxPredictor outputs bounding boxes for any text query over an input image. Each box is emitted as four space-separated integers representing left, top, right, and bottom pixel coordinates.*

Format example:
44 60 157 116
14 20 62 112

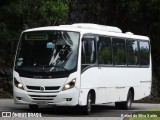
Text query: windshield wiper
37 65 69 72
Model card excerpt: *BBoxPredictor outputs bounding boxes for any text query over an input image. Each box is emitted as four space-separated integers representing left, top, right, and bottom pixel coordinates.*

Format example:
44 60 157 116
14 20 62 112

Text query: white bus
13 23 152 114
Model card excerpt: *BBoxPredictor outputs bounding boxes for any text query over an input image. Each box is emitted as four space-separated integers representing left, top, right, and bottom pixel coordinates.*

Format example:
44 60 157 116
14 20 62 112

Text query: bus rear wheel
115 91 133 110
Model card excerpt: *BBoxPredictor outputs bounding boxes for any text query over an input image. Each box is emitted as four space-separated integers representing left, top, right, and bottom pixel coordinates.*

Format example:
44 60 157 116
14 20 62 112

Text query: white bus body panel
80 66 151 105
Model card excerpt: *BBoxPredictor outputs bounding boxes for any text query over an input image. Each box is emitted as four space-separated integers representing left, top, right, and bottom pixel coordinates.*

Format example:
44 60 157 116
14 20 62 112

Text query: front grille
27 86 40 90
32 98 53 100
28 94 56 101
26 86 60 91
45 86 60 90
29 95 56 97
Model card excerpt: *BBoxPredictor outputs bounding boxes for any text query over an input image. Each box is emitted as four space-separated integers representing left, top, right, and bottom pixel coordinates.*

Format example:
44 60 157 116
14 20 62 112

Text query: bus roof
24 23 149 41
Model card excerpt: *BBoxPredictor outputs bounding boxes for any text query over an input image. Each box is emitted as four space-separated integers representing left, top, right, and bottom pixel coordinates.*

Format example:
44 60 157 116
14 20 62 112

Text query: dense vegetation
0 0 70 97
0 0 160 98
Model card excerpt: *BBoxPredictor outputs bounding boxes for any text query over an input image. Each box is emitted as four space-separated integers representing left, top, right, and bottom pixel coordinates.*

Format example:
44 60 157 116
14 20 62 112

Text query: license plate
35 101 48 105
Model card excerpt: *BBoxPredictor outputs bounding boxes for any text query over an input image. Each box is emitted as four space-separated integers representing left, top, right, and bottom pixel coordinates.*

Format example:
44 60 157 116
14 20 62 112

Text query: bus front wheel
83 92 92 115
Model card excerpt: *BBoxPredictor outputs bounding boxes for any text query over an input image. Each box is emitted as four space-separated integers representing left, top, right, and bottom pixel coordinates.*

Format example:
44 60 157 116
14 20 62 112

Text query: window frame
126 39 139 67
112 37 127 66
81 34 97 67
97 35 112 66
138 40 150 67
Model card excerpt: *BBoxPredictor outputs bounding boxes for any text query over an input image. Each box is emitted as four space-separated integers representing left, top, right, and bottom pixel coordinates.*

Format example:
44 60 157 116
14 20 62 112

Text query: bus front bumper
13 87 79 106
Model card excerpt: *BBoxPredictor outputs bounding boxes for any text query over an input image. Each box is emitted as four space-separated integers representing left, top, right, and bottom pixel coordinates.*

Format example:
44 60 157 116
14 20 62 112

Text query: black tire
115 91 133 110
124 91 133 110
29 105 38 110
83 92 92 115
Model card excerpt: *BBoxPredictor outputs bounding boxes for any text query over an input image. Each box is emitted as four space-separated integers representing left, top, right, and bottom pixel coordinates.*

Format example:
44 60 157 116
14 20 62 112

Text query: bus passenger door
80 34 99 104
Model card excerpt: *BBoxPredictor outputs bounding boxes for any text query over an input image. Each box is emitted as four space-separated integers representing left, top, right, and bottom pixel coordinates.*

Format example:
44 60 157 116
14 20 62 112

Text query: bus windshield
15 31 79 73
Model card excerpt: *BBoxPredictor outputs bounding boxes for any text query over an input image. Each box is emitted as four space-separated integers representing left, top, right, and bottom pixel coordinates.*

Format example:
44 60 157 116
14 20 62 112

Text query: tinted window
98 36 112 64
81 36 96 64
112 38 126 65
126 40 139 65
139 41 149 66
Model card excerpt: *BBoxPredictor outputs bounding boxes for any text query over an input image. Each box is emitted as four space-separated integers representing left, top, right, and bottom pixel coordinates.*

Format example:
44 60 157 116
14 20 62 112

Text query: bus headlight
63 78 76 90
14 78 24 90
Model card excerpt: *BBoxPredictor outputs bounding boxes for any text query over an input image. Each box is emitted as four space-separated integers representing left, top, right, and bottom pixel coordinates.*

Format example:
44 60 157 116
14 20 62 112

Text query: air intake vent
27 86 40 90
28 95 56 101
26 86 60 91
45 86 60 90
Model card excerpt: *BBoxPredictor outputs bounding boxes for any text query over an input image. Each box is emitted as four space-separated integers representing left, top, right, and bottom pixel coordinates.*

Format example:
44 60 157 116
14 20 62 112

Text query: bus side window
81 38 96 65
139 41 150 66
98 36 112 64
112 38 126 65
126 40 139 65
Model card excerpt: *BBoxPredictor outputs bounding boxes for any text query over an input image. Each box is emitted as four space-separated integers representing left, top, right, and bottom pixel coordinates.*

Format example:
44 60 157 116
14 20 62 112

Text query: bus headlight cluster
63 78 76 90
14 78 24 90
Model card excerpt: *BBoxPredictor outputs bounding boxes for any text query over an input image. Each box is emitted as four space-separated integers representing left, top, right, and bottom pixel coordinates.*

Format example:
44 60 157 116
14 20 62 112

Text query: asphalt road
0 99 160 120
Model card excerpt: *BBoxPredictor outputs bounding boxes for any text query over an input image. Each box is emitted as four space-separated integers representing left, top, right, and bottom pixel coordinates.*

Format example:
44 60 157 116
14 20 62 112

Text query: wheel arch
129 87 134 101
88 89 96 104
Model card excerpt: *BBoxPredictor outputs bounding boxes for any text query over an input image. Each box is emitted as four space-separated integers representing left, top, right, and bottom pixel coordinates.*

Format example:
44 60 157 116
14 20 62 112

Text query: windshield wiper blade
37 65 69 71
50 65 69 71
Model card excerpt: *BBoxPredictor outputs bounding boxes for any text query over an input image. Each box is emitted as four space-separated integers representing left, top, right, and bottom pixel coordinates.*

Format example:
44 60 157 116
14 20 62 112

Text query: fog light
66 98 72 101
16 97 21 100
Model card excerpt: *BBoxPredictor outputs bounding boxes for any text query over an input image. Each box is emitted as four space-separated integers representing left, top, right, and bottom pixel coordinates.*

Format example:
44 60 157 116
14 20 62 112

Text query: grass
134 97 160 104
130 118 160 120
128 108 160 120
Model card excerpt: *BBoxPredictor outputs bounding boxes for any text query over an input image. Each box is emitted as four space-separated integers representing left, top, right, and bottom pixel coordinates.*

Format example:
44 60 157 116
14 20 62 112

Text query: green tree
0 0 71 64
0 0 71 98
